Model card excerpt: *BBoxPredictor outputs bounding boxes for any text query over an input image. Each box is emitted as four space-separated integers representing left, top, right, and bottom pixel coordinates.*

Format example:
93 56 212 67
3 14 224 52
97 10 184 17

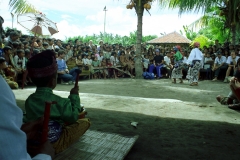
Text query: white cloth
88 59 92 65
204 57 212 63
214 56 227 65
110 56 119 66
0 75 51 160
82 58 88 65
187 48 204 67
163 56 171 67
14 55 26 69
98 56 104 62
226 56 239 65
143 58 150 69
183 57 188 64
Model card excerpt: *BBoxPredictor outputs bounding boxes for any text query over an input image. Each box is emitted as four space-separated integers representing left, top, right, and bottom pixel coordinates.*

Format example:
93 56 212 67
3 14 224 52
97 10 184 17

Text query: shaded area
17 100 240 160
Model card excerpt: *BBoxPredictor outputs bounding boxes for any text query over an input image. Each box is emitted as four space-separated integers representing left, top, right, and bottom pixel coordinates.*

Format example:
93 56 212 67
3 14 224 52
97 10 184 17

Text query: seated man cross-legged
57 50 79 85
25 50 90 154
223 51 239 83
212 51 227 81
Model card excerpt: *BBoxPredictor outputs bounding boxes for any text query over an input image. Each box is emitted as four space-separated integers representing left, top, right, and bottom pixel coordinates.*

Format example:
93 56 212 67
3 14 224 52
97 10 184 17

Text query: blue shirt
57 58 67 71
0 49 3 58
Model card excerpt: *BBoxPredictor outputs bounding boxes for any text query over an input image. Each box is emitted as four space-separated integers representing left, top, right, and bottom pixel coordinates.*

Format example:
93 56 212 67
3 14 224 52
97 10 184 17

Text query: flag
103 6 106 11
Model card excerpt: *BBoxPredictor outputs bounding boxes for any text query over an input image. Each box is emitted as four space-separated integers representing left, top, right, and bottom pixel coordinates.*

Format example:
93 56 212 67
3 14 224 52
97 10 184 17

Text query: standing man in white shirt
212 51 227 81
0 75 54 160
186 42 204 86
223 50 239 82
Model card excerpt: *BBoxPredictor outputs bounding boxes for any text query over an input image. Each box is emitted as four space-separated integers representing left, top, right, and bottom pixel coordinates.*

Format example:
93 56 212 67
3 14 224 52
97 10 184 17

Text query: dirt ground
15 78 240 160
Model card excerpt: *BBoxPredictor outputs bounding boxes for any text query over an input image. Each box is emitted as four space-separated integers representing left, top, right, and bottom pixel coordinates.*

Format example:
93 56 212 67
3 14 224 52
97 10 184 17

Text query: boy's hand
70 86 79 95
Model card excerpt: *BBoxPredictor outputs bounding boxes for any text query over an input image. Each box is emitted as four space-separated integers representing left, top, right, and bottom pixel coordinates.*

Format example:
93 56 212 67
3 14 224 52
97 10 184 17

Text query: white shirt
110 56 119 66
204 57 212 63
187 48 204 67
0 75 51 160
98 56 104 62
163 56 171 67
14 55 26 69
82 58 88 65
214 56 227 65
187 48 203 62
183 57 188 64
226 56 239 65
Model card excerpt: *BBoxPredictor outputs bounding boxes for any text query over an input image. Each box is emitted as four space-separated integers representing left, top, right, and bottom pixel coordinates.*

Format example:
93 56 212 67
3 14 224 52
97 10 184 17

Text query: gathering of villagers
2 18 240 159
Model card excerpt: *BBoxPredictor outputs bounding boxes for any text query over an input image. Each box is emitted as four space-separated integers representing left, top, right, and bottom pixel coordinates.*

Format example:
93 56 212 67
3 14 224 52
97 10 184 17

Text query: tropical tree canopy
160 0 240 44
66 31 157 46
9 0 38 14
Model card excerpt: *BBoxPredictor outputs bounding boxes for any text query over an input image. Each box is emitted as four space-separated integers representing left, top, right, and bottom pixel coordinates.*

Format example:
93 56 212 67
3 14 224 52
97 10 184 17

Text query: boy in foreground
24 50 90 154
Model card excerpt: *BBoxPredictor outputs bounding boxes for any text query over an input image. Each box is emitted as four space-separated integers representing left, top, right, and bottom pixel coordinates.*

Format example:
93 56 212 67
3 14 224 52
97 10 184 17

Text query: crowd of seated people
1 28 240 88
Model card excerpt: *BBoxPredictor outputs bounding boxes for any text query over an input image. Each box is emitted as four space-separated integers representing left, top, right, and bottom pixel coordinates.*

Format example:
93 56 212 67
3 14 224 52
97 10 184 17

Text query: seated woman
0 57 18 89
24 50 90 154
66 55 77 70
92 56 101 79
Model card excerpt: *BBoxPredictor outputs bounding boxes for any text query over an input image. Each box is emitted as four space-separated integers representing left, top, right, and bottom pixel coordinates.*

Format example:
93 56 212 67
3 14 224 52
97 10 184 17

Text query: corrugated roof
147 31 191 44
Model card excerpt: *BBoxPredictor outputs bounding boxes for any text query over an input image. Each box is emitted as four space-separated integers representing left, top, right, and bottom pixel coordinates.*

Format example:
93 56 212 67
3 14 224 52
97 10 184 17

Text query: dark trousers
214 64 228 78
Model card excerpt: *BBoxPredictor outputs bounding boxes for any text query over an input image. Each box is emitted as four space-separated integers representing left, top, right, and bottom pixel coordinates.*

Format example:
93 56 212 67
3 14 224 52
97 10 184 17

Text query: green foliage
180 25 197 41
190 35 214 48
65 31 157 46
9 0 39 14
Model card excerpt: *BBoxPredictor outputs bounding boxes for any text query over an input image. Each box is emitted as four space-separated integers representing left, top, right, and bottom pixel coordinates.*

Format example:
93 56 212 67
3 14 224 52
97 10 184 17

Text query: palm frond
9 0 39 14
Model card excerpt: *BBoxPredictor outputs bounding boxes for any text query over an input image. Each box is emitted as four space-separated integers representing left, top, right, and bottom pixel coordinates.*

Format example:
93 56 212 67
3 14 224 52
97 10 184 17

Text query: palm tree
159 0 240 44
125 0 153 78
9 0 38 14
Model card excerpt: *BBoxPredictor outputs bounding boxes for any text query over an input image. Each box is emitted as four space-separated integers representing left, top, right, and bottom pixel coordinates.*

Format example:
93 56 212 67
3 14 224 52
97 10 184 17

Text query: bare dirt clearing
15 79 240 160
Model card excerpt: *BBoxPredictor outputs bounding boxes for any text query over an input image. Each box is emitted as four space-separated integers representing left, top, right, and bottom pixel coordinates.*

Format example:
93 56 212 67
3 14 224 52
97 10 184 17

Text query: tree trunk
134 2 144 79
232 25 236 45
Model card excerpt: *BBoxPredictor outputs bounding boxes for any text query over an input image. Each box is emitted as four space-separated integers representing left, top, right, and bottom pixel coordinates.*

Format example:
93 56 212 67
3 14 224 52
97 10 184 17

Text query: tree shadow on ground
17 100 240 160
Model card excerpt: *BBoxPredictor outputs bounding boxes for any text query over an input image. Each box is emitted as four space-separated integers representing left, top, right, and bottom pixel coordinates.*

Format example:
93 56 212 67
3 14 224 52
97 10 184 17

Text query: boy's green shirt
24 87 81 125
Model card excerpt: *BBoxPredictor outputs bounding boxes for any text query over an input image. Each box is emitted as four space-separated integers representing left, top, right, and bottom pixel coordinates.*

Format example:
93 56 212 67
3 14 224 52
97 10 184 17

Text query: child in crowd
76 55 83 69
66 56 77 70
101 58 108 79
82 54 88 65
204 52 213 64
127 57 135 75
14 49 26 73
0 57 18 89
24 50 90 154
42 42 49 50
98 51 104 62
119 51 128 72
92 57 101 79
148 52 154 62
143 54 150 72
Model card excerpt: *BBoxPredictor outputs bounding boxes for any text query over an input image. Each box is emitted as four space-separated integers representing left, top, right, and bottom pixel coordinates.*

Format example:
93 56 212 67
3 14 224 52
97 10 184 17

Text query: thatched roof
147 31 191 44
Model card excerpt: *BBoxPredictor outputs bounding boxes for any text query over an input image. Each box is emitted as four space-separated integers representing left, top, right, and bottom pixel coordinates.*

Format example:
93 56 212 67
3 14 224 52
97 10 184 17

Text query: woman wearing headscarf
171 45 184 83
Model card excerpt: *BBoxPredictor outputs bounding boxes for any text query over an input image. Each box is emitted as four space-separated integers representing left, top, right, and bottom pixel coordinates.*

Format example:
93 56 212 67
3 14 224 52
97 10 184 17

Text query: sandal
228 103 240 110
